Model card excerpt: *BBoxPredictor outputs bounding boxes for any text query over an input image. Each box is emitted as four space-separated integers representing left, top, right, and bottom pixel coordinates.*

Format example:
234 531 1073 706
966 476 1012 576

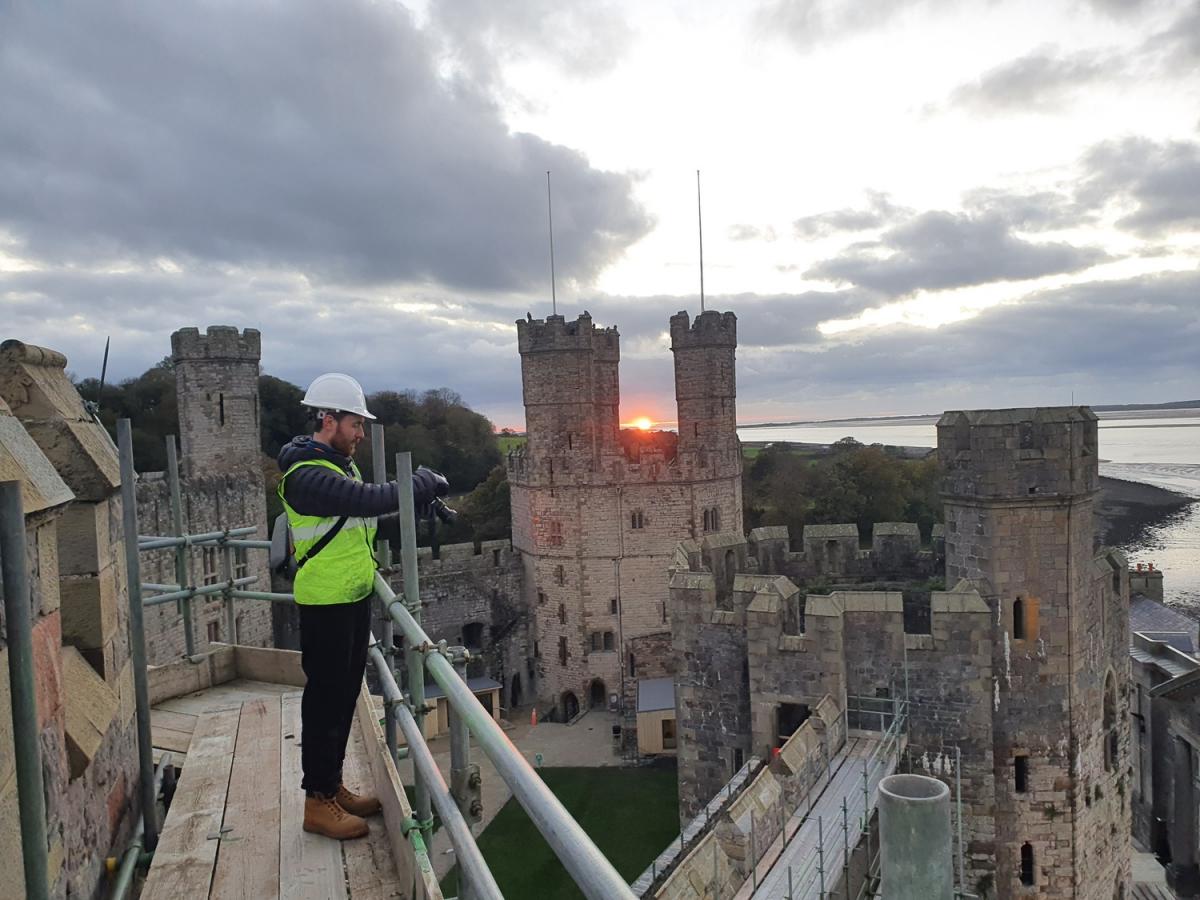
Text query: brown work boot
336 783 382 817
304 793 369 840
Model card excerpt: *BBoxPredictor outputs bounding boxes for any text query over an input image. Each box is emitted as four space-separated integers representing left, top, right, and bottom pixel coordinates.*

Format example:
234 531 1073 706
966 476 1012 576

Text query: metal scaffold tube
371 425 398 763
164 436 194 656
0 481 51 900
375 573 637 900
366 640 504 900
117 419 161 852
395 451 433 845
109 752 173 900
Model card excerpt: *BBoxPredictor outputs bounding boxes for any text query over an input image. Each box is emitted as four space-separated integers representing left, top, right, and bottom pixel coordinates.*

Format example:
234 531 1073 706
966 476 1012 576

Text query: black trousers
299 597 372 796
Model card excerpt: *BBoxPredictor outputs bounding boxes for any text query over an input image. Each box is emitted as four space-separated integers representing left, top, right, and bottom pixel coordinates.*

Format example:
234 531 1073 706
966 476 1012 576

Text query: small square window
610 597 618 615
206 620 220 643
603 631 614 651
631 511 644 530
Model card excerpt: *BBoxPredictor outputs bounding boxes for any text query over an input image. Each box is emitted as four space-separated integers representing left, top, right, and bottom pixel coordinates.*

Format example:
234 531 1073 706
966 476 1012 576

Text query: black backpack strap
295 515 350 571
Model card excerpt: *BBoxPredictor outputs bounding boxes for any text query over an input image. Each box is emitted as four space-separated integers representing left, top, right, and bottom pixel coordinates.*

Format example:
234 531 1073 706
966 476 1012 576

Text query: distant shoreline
1097 476 1195 549
739 402 1200 430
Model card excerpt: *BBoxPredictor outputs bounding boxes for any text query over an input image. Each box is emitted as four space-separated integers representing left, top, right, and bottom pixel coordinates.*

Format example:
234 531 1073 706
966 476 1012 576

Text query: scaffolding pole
117 420 160 852
371 425 397 764
0 481 50 900
366 638 503 900
164 436 195 656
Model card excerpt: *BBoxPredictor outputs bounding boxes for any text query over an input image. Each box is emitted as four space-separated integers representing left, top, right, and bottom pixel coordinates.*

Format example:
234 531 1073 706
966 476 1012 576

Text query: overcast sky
2 0 1197 428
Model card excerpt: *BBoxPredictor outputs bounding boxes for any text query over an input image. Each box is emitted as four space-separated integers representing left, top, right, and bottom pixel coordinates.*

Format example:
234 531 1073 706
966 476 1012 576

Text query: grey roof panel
637 677 675 713
1130 596 1199 650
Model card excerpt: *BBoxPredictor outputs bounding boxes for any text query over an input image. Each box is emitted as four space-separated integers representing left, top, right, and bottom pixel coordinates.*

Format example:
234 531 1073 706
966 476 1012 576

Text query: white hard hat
301 373 376 420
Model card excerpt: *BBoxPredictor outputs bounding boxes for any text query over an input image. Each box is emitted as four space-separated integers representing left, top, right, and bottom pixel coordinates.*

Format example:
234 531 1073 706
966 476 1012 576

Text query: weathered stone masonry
0 341 143 900
136 327 273 664
508 310 743 720
671 407 1132 899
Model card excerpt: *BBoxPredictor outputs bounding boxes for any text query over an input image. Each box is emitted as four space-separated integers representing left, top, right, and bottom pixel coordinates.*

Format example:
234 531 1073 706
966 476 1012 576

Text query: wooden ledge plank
279 694 348 900
342 720 403 898
142 706 241 900
210 697 283 900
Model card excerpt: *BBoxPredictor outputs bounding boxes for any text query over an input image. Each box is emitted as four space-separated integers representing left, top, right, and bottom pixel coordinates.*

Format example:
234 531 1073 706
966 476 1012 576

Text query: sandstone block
62 646 119 779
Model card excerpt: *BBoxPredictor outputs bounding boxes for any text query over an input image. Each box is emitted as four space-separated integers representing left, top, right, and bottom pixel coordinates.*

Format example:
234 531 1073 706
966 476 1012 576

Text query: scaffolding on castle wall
118 420 634 900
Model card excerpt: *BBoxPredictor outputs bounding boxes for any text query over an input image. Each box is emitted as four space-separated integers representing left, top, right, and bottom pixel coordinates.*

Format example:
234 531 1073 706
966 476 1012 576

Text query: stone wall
131 325 274 665
510 310 743 720
136 473 273 664
938 407 1131 898
0 342 143 900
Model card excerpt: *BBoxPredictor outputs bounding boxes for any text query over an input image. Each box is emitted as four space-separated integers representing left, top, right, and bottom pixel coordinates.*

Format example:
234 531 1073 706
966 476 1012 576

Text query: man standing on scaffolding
277 372 448 840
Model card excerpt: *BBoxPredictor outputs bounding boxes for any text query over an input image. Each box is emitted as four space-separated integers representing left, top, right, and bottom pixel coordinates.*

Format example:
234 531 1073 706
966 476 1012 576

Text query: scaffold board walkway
142 692 405 900
741 733 900 900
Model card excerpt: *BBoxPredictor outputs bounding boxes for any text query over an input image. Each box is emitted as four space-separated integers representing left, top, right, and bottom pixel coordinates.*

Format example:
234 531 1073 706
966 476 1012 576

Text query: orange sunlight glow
632 417 653 431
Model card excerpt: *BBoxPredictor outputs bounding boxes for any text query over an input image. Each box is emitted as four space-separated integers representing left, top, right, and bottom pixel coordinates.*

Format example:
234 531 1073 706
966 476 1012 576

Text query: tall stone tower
671 310 742 531
171 326 262 477
938 408 1131 898
510 310 742 722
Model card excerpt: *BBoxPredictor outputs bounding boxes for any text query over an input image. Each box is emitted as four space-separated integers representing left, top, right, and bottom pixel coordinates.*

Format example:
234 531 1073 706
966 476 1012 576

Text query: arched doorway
561 691 580 721
589 679 607 709
510 673 522 708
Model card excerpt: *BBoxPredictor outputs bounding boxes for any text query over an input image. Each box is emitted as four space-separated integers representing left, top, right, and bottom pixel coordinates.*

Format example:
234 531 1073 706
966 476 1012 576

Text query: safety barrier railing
750 698 907 899
112 419 635 900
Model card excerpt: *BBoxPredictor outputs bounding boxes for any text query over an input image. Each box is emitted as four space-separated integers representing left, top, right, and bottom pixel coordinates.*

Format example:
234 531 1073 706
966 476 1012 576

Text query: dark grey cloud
729 224 778 242
945 46 1114 114
736 268 1200 416
427 0 632 83
1079 137 1200 236
805 210 1108 296
0 1 650 293
793 192 909 239
0 264 525 418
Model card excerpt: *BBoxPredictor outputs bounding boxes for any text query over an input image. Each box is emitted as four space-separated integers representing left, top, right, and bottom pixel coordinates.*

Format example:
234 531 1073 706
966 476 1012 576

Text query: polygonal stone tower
510 310 743 722
514 312 620 481
671 310 740 480
938 407 1131 898
171 326 262 478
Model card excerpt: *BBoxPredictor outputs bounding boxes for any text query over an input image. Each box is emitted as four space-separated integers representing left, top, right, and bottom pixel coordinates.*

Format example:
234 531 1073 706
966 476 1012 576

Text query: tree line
743 438 942 542
76 362 508 545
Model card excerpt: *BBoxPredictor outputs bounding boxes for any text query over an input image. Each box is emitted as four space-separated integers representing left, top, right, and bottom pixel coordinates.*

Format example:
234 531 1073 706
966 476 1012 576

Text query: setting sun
633 417 652 431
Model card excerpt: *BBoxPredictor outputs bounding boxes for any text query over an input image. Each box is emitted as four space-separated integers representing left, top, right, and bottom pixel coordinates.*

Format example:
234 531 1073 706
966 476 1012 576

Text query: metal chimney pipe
879 773 953 900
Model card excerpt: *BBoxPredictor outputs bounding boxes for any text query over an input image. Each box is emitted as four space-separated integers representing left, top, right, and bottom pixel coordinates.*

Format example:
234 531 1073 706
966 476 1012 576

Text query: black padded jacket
276 437 434 545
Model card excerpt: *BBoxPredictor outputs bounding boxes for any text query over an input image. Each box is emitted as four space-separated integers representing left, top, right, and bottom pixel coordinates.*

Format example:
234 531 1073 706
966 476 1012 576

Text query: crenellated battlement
170 325 261 361
938 406 1099 501
515 312 620 359
669 309 738 348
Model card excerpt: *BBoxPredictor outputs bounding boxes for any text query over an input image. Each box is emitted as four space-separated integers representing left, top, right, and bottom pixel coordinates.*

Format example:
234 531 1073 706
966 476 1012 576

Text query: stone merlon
170 325 261 361
669 309 737 348
515 312 619 358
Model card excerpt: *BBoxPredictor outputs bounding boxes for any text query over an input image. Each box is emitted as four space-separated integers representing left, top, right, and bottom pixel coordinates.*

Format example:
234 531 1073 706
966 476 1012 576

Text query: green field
497 434 527 454
440 765 679 899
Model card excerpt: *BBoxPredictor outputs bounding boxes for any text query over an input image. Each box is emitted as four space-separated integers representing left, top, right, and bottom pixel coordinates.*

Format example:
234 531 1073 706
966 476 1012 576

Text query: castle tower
670 310 743 538
171 326 262 478
515 312 619 483
938 407 1131 898
510 310 745 723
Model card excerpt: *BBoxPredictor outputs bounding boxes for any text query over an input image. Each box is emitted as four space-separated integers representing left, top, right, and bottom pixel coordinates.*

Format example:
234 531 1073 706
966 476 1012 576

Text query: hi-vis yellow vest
278 458 378 605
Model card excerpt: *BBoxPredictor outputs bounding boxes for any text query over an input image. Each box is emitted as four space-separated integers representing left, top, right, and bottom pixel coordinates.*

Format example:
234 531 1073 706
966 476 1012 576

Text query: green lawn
440 766 679 899
497 435 527 454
